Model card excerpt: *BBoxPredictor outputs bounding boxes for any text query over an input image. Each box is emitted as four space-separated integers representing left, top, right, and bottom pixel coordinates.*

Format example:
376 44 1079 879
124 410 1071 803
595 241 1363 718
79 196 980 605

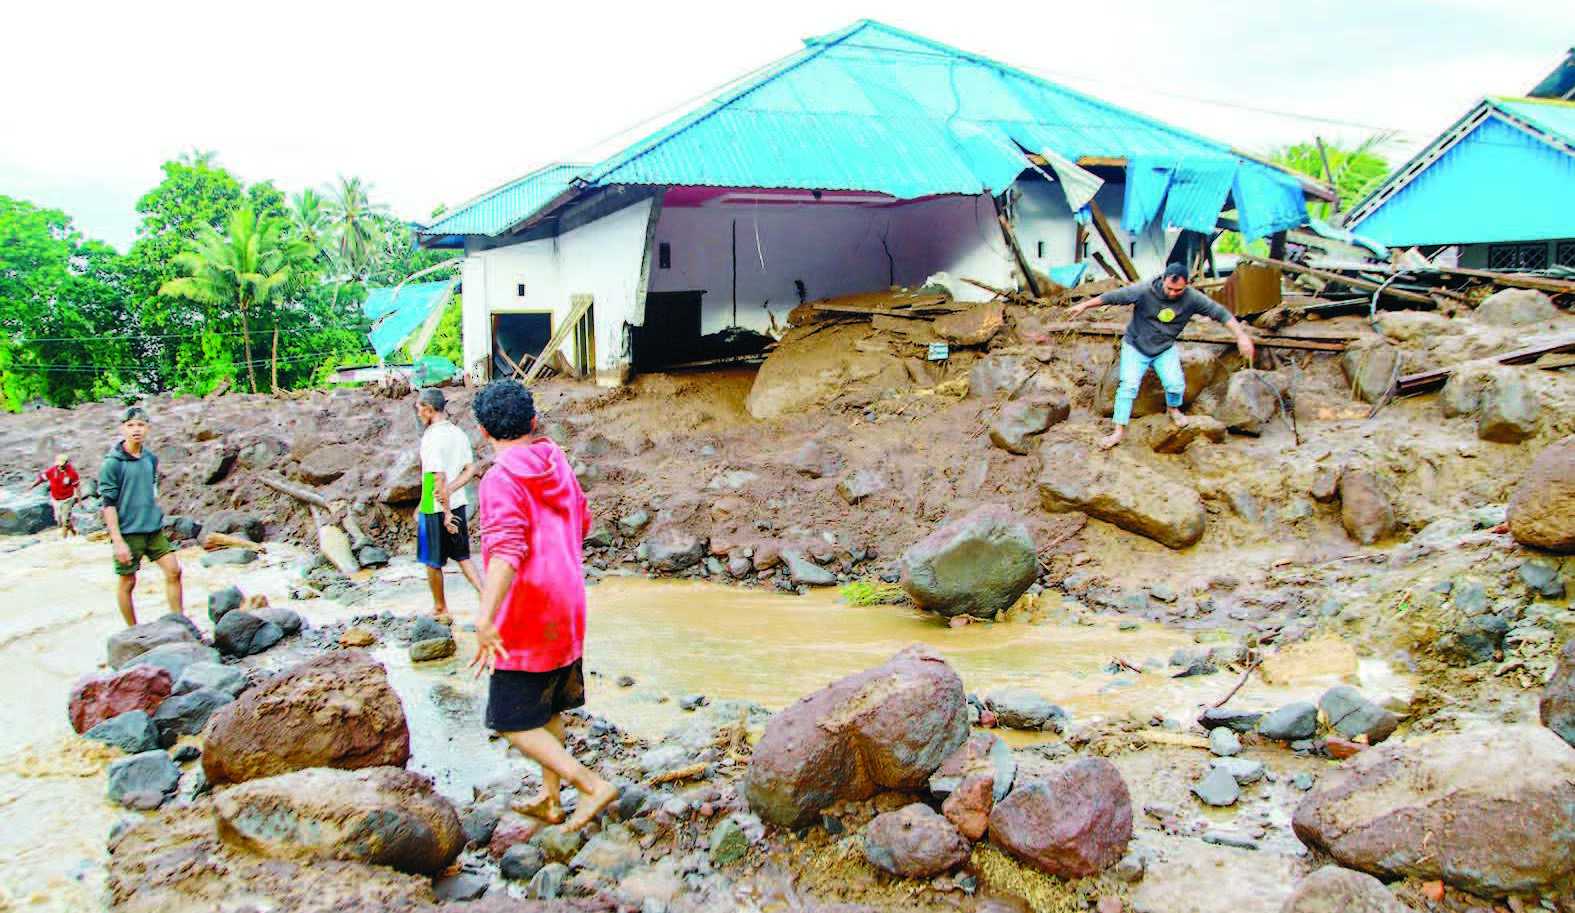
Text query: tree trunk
240 306 258 394
270 325 280 393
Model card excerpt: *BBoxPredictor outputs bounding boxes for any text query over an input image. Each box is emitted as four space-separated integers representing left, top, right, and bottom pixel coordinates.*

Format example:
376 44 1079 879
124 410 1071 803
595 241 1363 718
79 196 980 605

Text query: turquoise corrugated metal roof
1347 104 1575 247
420 163 586 237
1492 96 1575 145
586 21 1269 195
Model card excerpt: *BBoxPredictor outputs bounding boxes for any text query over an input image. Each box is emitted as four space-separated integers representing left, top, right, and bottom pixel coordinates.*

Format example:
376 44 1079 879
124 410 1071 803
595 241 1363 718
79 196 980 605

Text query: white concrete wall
1012 178 1180 283
461 197 654 383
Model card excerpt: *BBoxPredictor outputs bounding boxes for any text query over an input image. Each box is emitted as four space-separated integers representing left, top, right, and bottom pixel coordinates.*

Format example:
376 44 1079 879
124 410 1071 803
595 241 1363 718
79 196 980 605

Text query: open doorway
492 312 552 379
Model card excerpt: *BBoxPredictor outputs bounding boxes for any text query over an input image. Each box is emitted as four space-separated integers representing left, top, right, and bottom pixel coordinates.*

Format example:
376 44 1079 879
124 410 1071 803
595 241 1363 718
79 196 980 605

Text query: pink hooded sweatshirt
478 437 591 672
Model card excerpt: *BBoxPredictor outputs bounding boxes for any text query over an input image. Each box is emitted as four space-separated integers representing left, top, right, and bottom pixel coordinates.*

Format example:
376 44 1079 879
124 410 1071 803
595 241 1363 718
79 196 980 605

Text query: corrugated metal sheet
420 163 585 237
1350 111 1575 246
1493 96 1575 145
363 281 457 358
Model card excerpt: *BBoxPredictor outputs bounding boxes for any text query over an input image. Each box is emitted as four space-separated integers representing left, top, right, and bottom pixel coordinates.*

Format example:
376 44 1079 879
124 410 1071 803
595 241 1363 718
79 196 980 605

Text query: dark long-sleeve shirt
98 443 164 535
1103 278 1234 356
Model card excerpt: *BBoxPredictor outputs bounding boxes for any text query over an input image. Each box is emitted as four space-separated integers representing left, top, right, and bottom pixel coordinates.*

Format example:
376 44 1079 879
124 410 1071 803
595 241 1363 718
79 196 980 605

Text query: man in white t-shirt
416 388 483 620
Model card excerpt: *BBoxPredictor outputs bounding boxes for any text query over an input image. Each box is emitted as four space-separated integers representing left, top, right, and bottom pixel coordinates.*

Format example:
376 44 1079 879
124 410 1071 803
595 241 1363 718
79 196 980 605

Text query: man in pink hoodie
468 379 617 831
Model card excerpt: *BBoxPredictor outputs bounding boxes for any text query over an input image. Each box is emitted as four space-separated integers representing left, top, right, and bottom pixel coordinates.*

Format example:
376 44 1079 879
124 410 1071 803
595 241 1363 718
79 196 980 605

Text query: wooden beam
1086 201 1139 281
1076 156 1127 168
1395 335 1575 396
1240 254 1438 306
1418 264 1575 296
992 195 1042 298
523 294 595 385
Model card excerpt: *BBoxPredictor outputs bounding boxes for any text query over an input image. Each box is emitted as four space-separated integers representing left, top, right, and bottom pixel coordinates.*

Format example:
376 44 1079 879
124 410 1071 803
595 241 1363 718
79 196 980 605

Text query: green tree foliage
1216 135 1392 255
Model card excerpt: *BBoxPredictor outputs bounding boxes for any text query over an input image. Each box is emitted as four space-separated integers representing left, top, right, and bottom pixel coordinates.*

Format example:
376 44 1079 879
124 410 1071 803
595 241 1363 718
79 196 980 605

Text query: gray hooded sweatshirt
98 443 163 535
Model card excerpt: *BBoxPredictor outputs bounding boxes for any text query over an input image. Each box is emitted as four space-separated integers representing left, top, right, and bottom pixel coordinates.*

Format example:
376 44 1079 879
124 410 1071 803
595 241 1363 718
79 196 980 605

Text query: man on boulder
467 380 617 832
415 388 483 621
30 452 80 537
99 408 183 625
1067 261 1255 450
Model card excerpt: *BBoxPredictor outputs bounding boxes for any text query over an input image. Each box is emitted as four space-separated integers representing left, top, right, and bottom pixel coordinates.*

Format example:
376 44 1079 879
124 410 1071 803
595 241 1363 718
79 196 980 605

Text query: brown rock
935 302 1006 346
1341 340 1400 404
214 766 463 876
1292 725 1575 896
296 444 358 485
787 439 845 479
1508 435 1575 552
1214 369 1291 436
1309 466 1342 503
68 665 172 734
988 758 1133 878
1097 343 1227 417
989 394 1070 455
1476 372 1539 443
969 355 1036 400
837 469 888 505
1338 469 1395 545
744 646 969 828
1475 287 1557 326
863 803 971 878
1542 639 1575 748
1325 737 1366 760
942 773 994 841
340 626 377 647
378 453 424 504
1134 414 1227 454
1038 440 1206 549
202 651 411 786
1280 866 1415 913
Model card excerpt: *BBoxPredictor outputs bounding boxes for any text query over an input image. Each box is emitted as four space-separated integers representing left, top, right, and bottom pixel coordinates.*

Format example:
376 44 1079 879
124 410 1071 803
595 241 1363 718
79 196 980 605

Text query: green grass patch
839 581 908 606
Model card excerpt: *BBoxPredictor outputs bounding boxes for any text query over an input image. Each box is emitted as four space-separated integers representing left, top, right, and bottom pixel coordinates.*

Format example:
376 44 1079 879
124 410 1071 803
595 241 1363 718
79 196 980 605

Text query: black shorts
417 505 471 568
486 660 586 732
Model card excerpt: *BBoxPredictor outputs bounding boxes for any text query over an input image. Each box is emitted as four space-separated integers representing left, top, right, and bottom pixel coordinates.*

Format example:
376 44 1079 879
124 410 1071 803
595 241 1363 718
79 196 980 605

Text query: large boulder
1319 686 1398 744
0 491 54 535
106 750 182 810
124 641 222 682
378 453 424 504
107 615 201 669
935 302 1005 346
204 510 265 543
744 646 969 828
297 444 358 485
1475 288 1558 326
1292 725 1575 896
214 766 464 876
1542 639 1575 748
1134 413 1227 454
862 803 971 878
1280 866 1414 913
1038 440 1205 549
1508 436 1575 552
152 688 233 745
1338 469 1395 545
1213 370 1291 436
746 323 910 420
898 505 1039 619
1439 363 1498 418
929 731 1016 803
1476 371 1539 443
984 688 1066 731
988 758 1133 878
988 395 1069 455
213 610 284 657
1342 340 1400 404
1096 343 1227 417
969 354 1037 400
84 710 162 754
202 651 411 786
69 665 172 734
641 527 705 572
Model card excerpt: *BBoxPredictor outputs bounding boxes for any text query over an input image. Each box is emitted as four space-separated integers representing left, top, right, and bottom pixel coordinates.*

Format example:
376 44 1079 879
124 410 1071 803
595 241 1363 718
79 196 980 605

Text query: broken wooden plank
996 212 1043 298
523 293 594 385
1087 201 1140 281
1240 255 1437 306
1395 264 1575 296
1395 335 1575 396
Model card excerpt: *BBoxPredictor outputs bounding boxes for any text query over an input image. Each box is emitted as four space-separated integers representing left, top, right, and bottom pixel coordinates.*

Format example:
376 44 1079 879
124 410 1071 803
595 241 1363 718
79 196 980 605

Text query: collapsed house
1343 52 1575 271
410 19 1331 385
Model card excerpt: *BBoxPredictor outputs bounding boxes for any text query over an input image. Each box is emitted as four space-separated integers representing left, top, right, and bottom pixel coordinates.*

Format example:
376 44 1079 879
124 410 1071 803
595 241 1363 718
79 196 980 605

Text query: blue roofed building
1343 94 1575 271
420 20 1331 386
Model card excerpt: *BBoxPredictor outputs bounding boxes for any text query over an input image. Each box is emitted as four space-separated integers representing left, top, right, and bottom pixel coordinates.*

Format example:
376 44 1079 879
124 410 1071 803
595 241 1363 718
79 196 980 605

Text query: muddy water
0 535 1409 909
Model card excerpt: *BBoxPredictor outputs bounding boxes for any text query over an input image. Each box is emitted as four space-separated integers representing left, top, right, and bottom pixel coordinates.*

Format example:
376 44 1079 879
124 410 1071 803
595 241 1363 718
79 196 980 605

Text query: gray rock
1258 702 1318 741
433 874 488 902
1477 372 1540 443
1475 287 1557 326
989 395 1069 455
356 546 391 568
898 505 1039 620
201 548 258 567
1520 558 1567 599
84 710 161 754
1202 830 1259 850
638 745 692 778
0 492 54 535
619 511 651 537
1214 369 1290 436
1438 613 1508 665
1542 639 1575 748
410 637 457 662
1191 765 1241 807
107 616 201 669
1199 708 1262 733
151 688 233 745
106 749 181 809
207 586 245 623
678 693 708 711
569 830 643 879
406 616 451 643
205 510 265 542
172 662 247 698
1281 865 1414 913
984 688 1066 731
1209 727 1242 757
642 527 704 572
782 551 836 587
1210 757 1265 785
1292 772 1314 791
527 862 569 900
1341 340 1400 404
125 642 222 682
251 606 302 636
836 469 888 505
709 815 750 865
534 826 584 864
501 843 546 881
1319 686 1399 744
171 744 201 764
727 555 752 578
1453 580 1488 614
212 610 283 657
584 522 615 549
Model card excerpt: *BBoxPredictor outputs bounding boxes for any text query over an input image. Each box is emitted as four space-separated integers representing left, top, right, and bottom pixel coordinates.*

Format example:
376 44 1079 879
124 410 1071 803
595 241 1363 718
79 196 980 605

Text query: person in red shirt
467 379 617 832
30 454 81 536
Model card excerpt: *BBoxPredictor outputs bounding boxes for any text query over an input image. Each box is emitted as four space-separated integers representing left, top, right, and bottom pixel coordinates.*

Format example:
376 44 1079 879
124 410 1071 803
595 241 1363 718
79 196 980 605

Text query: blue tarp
1232 166 1309 242
363 281 456 359
1123 154 1306 241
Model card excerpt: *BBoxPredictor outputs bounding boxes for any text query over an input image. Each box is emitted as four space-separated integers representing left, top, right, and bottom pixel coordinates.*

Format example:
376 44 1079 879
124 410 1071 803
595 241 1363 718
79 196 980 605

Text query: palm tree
159 206 307 393
290 188 332 255
323 176 391 282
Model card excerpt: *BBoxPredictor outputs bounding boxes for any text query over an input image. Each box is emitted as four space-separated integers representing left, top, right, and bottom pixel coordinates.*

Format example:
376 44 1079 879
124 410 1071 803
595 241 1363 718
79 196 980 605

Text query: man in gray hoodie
1068 262 1256 450
99 407 184 625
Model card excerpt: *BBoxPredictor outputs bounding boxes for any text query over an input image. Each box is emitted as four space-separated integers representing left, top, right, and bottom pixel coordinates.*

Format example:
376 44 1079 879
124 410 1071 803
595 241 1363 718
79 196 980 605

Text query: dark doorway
492 312 552 379
631 290 705 371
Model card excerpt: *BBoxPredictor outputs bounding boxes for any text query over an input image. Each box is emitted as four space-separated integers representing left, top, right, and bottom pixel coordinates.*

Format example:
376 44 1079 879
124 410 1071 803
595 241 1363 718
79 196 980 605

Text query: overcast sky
4 0 1570 250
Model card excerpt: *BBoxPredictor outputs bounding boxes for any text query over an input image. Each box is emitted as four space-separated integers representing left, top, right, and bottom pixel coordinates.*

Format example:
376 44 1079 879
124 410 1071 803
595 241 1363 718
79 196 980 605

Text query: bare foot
1098 429 1125 451
563 780 618 832
432 611 453 626
1167 408 1189 427
511 792 566 824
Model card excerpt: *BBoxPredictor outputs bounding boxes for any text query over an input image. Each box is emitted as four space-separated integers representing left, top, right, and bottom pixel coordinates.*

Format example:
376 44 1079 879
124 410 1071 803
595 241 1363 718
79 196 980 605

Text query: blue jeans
1113 341 1184 425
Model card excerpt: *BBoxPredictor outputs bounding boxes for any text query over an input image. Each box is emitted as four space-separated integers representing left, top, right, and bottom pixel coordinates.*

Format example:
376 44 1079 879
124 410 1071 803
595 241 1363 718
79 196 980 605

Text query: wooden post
1087 201 1140 281
993 195 1042 298
1315 137 1337 215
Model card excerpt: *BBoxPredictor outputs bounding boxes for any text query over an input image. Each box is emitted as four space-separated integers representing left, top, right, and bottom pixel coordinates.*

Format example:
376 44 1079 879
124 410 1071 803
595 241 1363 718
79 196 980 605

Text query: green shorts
115 531 175 576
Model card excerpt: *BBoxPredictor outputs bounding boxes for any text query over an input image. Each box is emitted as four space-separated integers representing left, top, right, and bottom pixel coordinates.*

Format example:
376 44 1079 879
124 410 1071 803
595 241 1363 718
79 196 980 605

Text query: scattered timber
1395 334 1575 396
1087 201 1140 281
1240 255 1440 306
